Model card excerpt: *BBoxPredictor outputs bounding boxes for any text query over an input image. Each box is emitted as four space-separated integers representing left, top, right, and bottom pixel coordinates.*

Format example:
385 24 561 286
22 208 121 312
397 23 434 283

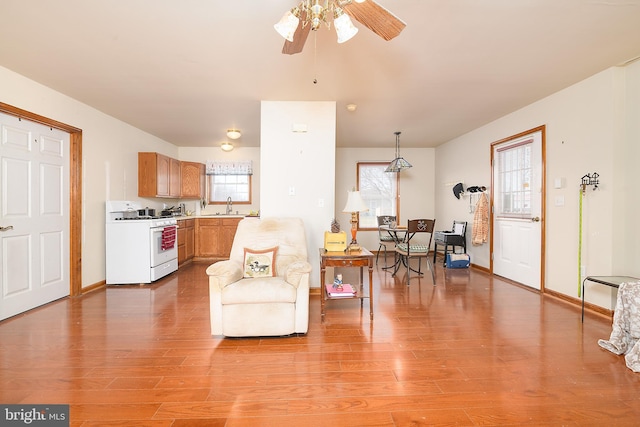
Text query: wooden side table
319 248 374 321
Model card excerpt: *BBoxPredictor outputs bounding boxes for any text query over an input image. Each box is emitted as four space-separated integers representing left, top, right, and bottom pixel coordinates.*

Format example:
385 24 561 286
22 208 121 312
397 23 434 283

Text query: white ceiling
1 0 640 149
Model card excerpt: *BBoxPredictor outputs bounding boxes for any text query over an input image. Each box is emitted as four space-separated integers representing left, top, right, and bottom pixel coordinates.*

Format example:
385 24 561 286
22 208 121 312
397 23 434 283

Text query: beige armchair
206 217 311 337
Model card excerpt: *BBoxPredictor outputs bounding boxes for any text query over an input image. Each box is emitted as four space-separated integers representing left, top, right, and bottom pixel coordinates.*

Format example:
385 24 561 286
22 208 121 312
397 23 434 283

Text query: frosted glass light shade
274 10 300 42
226 129 241 140
334 13 358 43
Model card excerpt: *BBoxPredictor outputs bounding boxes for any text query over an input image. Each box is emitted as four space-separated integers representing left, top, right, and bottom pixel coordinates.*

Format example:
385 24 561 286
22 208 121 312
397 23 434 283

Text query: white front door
491 126 545 290
0 112 70 320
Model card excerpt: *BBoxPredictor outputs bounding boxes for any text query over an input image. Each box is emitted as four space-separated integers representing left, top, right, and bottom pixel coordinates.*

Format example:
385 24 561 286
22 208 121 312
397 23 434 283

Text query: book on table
325 283 356 297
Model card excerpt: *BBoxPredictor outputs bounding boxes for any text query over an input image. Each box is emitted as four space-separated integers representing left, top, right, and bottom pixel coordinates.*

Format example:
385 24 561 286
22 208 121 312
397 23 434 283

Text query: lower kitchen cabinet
177 218 195 266
195 217 242 260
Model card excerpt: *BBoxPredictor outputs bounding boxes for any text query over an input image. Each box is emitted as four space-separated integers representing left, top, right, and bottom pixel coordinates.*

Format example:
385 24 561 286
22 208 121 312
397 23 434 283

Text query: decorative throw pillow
243 246 278 278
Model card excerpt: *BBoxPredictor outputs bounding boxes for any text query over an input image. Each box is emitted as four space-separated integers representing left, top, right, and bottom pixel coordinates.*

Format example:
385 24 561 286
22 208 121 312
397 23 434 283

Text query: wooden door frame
489 125 546 291
0 102 83 296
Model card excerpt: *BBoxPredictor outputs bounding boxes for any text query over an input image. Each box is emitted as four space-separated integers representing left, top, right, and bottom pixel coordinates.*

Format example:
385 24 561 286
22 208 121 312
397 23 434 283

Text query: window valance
206 160 253 175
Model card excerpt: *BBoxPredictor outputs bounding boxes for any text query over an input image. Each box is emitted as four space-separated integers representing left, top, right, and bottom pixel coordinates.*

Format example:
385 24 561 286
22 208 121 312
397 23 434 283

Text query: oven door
150 225 178 268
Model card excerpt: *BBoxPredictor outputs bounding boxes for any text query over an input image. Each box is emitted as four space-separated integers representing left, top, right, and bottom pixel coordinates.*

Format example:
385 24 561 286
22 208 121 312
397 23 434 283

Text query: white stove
105 201 178 285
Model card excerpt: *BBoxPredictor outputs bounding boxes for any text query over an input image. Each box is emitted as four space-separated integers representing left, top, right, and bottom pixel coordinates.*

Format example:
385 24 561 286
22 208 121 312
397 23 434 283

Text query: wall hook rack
580 172 599 194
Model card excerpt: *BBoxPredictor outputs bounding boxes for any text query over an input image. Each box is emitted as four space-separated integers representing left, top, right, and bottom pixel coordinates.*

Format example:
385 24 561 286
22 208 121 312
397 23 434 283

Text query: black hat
452 183 464 199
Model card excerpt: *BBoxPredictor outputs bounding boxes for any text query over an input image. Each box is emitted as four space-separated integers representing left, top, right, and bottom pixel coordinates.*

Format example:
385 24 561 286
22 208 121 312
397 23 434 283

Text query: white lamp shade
221 142 234 152
343 190 369 213
274 11 299 42
334 13 358 43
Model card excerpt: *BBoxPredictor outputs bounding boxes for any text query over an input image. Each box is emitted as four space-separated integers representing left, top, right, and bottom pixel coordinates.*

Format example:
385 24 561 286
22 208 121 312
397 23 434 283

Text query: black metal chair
433 220 467 266
376 215 397 266
393 219 436 286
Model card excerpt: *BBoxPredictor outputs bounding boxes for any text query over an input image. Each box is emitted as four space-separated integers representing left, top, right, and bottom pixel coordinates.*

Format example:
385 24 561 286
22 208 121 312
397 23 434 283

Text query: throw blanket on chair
598 281 640 372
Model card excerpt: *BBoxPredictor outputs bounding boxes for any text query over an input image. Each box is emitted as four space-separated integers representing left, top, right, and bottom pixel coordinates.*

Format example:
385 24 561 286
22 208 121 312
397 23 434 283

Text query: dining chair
393 219 436 286
376 215 397 266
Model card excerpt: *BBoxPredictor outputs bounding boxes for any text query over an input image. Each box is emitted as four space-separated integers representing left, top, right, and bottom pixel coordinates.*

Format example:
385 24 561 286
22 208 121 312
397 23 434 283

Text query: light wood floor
1 257 639 426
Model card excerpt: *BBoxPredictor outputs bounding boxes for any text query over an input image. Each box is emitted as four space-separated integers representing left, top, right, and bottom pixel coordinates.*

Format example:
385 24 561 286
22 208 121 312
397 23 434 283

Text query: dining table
379 224 407 273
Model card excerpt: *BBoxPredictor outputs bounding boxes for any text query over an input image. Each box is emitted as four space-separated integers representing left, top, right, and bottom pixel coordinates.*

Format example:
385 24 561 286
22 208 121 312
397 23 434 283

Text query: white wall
435 63 640 311
260 101 337 288
0 66 178 289
614 61 640 274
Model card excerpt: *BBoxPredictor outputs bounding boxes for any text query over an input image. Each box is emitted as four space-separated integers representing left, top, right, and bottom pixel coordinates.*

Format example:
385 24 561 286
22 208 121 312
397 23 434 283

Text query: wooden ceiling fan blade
343 0 406 41
282 12 312 55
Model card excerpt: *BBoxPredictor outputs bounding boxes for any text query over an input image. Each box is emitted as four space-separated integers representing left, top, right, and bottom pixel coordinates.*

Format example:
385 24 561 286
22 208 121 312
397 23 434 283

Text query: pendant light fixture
384 131 412 172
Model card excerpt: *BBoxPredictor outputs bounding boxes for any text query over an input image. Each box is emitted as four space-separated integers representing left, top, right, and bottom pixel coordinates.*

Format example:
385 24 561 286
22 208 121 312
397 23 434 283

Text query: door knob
0 225 13 231
531 217 540 222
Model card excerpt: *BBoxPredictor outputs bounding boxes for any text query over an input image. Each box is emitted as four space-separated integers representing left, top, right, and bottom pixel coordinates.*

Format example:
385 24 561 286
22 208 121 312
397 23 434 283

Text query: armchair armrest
206 260 243 290
284 261 312 288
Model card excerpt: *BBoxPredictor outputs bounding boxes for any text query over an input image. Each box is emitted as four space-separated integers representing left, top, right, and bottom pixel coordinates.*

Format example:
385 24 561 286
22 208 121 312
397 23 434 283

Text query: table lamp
342 189 369 252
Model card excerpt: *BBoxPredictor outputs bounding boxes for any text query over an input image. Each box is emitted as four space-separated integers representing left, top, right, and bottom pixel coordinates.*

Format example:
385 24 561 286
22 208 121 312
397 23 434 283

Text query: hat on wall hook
452 182 465 199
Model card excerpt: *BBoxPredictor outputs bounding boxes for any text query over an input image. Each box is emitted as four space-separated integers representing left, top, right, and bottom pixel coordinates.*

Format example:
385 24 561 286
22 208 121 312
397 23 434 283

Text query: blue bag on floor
446 253 470 268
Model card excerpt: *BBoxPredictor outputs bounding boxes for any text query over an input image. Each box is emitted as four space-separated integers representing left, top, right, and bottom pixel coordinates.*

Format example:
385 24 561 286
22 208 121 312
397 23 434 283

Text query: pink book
326 283 356 297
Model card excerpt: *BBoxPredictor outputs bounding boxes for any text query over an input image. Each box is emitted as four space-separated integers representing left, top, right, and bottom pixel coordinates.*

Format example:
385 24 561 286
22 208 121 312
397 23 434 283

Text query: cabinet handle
0 226 13 232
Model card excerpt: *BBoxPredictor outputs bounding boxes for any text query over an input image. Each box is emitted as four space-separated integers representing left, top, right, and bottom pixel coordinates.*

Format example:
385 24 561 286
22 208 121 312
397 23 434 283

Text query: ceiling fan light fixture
274 7 301 41
226 129 241 140
221 141 234 152
277 0 405 55
334 8 358 43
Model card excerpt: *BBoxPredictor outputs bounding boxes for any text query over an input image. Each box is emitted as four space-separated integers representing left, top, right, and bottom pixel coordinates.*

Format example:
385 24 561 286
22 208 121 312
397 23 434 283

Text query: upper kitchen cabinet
180 161 205 199
138 152 181 198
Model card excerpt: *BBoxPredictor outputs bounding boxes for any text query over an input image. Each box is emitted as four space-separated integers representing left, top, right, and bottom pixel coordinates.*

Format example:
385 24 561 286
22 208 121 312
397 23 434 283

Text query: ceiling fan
274 0 406 55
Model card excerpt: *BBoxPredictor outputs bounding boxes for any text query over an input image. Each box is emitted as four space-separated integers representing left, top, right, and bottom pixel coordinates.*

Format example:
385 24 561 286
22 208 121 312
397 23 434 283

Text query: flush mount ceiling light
226 129 241 140
346 103 357 112
385 131 412 173
275 0 406 55
221 141 234 152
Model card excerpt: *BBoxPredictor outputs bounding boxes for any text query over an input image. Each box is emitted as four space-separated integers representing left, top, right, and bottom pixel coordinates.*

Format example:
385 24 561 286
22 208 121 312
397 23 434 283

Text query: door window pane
497 142 531 217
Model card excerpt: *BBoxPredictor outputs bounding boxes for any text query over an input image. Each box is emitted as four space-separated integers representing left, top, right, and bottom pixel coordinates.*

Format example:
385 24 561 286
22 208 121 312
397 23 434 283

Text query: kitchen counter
176 214 258 220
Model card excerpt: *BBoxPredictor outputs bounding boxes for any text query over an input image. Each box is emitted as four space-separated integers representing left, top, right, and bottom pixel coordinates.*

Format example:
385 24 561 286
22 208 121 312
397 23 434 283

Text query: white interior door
491 127 544 290
0 112 70 320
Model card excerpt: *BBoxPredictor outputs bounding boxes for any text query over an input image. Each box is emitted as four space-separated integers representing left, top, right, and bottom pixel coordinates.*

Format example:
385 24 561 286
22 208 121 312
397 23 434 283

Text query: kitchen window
356 162 399 230
206 160 253 204
209 174 252 204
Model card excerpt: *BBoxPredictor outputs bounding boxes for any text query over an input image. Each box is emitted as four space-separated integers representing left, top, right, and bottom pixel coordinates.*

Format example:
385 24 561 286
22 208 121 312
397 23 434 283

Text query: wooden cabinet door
177 226 187 265
138 152 174 198
180 162 204 199
219 218 242 258
156 153 171 197
177 219 195 266
169 157 181 197
195 218 220 258
185 224 195 259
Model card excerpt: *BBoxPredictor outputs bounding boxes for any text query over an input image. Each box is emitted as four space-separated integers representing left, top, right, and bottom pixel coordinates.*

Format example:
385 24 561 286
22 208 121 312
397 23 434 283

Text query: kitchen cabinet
138 152 181 198
177 218 195 266
195 217 242 259
180 161 205 199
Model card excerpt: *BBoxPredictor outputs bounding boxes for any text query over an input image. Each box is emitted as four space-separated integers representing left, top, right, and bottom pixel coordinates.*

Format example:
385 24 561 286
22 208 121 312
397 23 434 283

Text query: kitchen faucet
226 197 233 215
